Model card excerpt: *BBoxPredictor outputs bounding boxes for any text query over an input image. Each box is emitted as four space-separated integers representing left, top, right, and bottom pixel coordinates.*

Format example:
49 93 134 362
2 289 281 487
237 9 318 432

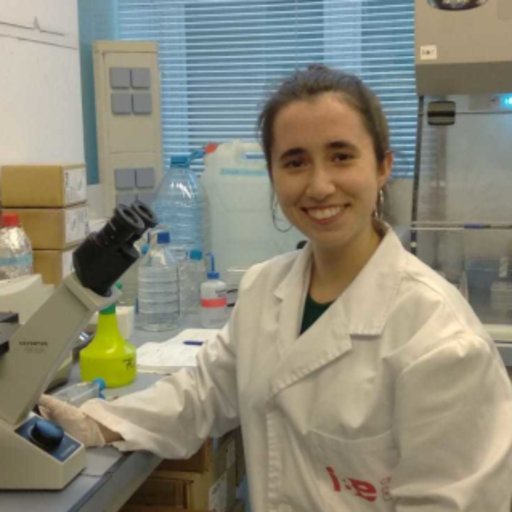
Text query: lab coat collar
273 224 405 337
270 243 352 397
341 226 405 336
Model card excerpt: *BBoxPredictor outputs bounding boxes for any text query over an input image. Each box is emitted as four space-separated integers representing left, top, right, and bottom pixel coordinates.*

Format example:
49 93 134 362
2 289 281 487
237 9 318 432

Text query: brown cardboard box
1 164 87 207
157 439 213 473
130 470 211 509
33 247 75 285
127 431 237 512
3 206 88 249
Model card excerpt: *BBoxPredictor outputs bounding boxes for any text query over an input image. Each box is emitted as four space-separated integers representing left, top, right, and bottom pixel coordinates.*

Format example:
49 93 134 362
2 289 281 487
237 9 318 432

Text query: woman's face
270 92 392 256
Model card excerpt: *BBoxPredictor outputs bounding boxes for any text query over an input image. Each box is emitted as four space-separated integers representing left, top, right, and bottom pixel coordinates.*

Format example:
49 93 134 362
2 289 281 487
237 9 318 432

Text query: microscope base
0 412 85 489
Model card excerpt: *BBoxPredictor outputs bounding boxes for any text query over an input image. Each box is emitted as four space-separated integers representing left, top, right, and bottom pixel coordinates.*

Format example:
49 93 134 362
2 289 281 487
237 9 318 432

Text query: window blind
116 0 417 177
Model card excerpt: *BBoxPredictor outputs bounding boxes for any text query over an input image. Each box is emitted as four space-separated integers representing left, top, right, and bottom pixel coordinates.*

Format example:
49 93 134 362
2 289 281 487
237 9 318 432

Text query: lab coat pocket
308 429 399 511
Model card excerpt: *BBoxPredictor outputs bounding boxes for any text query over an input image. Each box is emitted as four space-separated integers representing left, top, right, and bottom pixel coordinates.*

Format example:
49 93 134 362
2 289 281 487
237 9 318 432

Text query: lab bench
0 448 161 512
0 326 248 512
0 364 248 512
497 343 512 368
0 370 163 512
1 327 510 511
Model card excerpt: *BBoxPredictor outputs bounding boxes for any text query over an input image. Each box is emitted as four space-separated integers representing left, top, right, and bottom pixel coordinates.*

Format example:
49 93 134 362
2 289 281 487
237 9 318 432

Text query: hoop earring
374 188 384 220
272 198 293 233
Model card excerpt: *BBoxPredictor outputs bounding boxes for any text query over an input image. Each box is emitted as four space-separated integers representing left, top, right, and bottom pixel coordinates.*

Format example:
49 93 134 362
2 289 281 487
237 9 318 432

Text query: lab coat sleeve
390 335 512 511
80 316 240 459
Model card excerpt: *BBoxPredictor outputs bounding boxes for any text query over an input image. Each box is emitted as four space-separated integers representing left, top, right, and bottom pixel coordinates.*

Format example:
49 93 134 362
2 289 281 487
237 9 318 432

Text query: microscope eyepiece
97 204 146 247
126 201 158 244
131 200 158 230
73 201 158 296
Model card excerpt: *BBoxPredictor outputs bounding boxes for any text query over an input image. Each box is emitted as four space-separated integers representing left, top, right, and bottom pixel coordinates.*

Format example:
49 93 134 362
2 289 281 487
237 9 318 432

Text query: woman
40 64 512 511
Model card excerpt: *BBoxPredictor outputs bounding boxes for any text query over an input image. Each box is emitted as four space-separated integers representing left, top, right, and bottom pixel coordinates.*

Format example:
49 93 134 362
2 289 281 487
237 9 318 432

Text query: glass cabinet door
413 95 512 324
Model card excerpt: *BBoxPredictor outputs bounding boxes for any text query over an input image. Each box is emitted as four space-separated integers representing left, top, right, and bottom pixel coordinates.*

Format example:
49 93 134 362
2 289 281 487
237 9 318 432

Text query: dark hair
258 64 390 175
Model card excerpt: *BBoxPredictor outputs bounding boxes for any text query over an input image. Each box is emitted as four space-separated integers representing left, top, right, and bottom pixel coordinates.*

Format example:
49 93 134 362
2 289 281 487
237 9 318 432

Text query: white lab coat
82 227 512 512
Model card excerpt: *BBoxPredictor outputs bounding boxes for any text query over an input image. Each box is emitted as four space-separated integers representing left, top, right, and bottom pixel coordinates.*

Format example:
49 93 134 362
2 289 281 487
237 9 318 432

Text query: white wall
0 0 84 164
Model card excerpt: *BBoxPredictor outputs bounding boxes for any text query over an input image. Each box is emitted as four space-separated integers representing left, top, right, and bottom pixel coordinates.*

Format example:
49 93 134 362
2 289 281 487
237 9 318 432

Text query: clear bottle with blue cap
137 230 180 331
200 252 228 328
53 378 106 407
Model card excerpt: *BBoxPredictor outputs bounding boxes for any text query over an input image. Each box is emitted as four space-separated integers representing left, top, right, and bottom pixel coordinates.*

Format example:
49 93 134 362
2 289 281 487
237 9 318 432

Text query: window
116 0 416 176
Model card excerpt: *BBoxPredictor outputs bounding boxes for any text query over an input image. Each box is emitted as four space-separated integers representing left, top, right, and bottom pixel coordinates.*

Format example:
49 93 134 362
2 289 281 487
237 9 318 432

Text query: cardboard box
1 164 87 207
127 431 237 512
157 439 213 473
130 470 211 510
3 206 88 249
33 247 75 285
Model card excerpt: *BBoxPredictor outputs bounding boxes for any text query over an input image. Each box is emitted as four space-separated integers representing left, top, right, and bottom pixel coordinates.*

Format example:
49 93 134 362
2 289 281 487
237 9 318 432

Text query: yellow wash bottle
79 285 136 387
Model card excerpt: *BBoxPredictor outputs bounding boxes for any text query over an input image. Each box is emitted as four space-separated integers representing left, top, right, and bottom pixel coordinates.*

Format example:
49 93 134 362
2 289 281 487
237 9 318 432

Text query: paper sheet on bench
136 328 219 374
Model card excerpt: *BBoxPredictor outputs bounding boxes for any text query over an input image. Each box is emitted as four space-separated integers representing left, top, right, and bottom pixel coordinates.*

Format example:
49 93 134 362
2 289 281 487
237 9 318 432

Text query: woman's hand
38 394 120 447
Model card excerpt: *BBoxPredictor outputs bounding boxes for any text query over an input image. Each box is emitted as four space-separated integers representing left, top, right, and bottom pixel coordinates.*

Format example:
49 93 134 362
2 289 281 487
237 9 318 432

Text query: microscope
0 201 157 489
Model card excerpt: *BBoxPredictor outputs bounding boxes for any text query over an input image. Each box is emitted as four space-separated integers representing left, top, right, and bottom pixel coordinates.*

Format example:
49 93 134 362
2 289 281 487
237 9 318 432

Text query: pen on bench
183 340 204 346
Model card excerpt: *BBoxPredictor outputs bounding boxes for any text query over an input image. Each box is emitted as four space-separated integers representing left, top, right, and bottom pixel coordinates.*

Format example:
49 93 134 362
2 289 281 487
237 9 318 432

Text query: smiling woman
40 65 512 512
258 64 393 301
271 94 390 300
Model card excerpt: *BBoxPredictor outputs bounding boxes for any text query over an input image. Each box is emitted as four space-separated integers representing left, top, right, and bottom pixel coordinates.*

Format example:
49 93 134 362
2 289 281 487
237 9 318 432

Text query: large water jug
152 152 207 258
202 140 303 277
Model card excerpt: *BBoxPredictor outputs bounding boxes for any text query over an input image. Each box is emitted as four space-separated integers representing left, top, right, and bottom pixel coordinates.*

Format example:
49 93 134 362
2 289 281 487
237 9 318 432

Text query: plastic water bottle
137 230 180 331
53 378 106 407
200 252 228 329
152 151 208 256
179 249 207 327
0 212 33 280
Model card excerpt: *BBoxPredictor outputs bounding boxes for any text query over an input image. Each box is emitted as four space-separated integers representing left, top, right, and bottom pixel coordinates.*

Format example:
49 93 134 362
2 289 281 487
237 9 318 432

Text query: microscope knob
30 419 64 449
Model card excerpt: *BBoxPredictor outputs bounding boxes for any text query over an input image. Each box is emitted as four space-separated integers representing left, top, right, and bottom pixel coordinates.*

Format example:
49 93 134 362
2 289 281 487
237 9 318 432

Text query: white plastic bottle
202 140 302 276
179 249 207 327
0 212 33 280
137 231 180 331
200 252 227 328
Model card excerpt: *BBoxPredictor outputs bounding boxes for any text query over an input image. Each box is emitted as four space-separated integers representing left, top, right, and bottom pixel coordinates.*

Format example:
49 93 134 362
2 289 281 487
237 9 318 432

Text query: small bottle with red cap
0 212 33 280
